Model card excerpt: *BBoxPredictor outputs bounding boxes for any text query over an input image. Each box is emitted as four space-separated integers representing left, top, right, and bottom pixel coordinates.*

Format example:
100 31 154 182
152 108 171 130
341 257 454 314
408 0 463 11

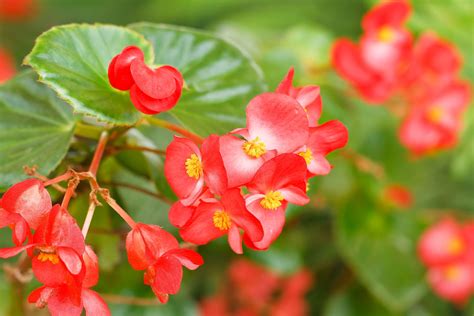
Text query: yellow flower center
213 210 231 231
260 191 284 210
444 266 461 281
185 154 203 179
37 252 60 265
377 26 395 42
447 237 464 255
426 106 444 123
298 148 313 165
242 137 266 158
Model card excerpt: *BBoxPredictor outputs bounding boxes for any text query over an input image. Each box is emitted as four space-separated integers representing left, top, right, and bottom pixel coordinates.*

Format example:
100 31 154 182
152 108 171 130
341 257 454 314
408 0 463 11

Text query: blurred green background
0 0 472 315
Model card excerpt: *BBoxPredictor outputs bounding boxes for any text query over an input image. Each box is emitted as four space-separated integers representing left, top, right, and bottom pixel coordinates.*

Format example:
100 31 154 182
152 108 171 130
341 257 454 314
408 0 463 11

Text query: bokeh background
0 0 472 315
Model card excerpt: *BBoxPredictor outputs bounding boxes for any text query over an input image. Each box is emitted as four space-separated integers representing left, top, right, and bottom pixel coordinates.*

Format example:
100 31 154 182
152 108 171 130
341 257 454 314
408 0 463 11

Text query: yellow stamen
37 252 60 265
426 106 443 123
260 191 284 210
444 266 461 281
447 238 464 255
378 26 395 42
213 210 231 231
298 148 313 165
185 154 203 179
242 137 266 158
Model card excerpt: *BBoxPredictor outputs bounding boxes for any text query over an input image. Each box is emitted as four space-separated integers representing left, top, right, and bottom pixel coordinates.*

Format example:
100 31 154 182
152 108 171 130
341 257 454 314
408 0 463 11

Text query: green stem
145 116 203 145
74 121 105 140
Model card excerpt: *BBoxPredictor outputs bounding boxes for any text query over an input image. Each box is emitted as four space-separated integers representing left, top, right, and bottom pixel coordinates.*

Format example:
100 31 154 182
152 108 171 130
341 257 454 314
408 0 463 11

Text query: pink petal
307 120 348 155
362 0 411 31
0 243 35 258
279 186 309 206
332 39 374 87
82 289 111 316
246 93 309 153
275 67 294 94
83 246 99 288
228 225 243 254
150 256 183 295
219 135 265 188
58 247 83 275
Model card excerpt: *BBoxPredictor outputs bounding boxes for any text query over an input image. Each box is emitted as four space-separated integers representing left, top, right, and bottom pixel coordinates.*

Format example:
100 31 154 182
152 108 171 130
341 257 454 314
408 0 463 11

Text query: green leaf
335 195 427 312
129 23 266 136
324 285 400 316
25 24 154 125
0 71 75 190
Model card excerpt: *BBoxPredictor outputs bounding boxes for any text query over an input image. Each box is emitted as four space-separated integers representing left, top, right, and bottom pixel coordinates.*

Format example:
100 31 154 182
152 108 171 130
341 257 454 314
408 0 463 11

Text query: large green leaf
335 194 427 312
25 24 154 125
0 71 75 190
130 23 266 136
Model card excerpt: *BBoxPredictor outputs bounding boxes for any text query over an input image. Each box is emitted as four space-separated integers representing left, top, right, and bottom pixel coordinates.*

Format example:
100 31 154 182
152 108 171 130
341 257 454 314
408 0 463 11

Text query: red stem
89 131 109 176
145 116 203 145
43 171 73 187
104 196 136 228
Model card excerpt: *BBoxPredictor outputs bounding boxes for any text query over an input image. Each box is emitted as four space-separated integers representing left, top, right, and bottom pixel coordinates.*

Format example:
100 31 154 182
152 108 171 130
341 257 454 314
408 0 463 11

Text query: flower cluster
418 218 474 304
0 0 36 21
108 46 184 115
332 0 471 155
199 259 313 316
165 67 348 253
0 179 110 316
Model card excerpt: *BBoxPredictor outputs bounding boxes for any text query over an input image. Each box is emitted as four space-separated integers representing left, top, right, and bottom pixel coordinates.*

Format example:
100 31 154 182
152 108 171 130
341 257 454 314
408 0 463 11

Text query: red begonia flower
418 218 469 267
219 93 309 187
383 184 413 209
108 46 144 91
271 269 313 316
427 260 473 305
244 154 309 250
399 81 471 155
165 136 205 206
0 178 51 246
0 0 36 20
0 48 16 83
362 0 411 32
180 189 263 254
130 61 183 115
275 68 322 127
126 223 203 303
28 246 110 316
297 120 348 176
332 0 412 103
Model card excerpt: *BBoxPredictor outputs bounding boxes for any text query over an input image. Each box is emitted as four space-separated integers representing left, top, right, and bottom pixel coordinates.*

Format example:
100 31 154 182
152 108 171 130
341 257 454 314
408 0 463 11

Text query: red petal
201 135 228 195
82 289 111 316
332 39 374 87
362 0 411 31
0 207 21 228
279 186 309 205
247 154 308 194
169 201 196 228
245 199 287 250
1 178 51 229
0 243 35 258
307 120 348 155
108 46 144 91
246 93 309 153
179 201 227 245
164 248 204 270
228 225 243 254
83 245 99 288
33 205 85 254
150 256 183 295
32 256 70 286
275 67 294 95
58 247 83 275
12 217 29 246
130 59 177 99
47 286 83 316
27 286 49 305
164 136 203 204
427 261 473 305
221 189 263 244
129 81 182 115
307 154 332 176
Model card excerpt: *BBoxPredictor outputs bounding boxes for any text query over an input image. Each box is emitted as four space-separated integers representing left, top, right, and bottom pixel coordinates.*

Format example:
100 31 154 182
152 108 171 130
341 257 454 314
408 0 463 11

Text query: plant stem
102 294 162 306
81 201 97 238
102 181 172 204
61 178 79 210
74 121 105 140
102 194 136 228
145 116 203 145
43 170 73 187
108 145 166 156
89 131 109 176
